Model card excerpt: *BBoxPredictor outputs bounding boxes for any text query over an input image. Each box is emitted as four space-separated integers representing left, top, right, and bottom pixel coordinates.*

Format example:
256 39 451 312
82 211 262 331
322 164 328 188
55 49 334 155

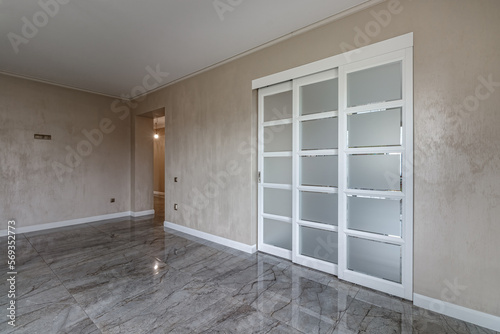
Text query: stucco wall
0 74 131 226
131 115 154 212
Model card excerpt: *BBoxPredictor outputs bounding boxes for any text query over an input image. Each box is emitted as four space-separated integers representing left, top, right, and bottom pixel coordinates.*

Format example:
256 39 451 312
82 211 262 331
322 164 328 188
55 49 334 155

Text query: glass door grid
258 48 413 299
292 69 339 275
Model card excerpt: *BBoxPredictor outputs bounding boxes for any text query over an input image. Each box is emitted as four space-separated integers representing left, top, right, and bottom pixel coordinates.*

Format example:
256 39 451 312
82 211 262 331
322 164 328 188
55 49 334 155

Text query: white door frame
338 48 414 300
255 33 413 300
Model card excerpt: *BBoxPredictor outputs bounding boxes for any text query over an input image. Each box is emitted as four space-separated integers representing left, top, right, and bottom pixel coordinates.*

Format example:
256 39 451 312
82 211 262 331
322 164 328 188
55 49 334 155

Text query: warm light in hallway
154 119 159 139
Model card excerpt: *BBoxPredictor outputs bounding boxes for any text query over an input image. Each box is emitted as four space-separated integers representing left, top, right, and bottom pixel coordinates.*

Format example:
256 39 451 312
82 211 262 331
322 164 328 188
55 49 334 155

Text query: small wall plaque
34 134 51 140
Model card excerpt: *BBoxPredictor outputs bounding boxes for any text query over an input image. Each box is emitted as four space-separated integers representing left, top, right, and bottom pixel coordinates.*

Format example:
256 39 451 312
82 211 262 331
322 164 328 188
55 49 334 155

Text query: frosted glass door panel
300 192 338 226
263 188 292 217
264 90 292 122
300 79 338 115
300 227 338 264
347 62 402 107
264 124 292 152
347 237 401 283
301 156 338 187
348 108 402 148
263 219 292 250
264 157 292 184
301 118 338 150
347 196 401 237
348 154 401 191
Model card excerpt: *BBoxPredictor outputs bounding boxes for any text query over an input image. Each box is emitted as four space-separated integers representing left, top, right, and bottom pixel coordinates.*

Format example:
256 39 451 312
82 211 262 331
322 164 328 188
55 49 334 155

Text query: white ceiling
0 0 370 99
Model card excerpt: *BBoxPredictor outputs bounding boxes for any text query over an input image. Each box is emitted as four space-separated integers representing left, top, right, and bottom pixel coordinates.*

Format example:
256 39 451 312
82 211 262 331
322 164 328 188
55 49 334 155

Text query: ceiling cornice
0 70 122 100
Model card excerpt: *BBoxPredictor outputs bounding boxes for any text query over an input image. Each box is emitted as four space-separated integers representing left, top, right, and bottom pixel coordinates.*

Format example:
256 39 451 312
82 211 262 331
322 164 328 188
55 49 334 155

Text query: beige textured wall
135 0 499 316
0 74 131 226
154 128 165 193
131 115 154 212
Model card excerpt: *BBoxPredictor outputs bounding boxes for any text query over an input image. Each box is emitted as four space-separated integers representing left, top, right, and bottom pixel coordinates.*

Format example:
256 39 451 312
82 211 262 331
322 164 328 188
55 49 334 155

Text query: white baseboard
0 210 155 236
153 191 165 196
131 209 155 217
413 293 500 332
164 221 257 254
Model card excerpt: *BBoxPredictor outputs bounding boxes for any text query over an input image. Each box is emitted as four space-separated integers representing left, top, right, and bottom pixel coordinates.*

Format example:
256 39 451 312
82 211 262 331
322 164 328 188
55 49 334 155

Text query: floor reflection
0 215 495 333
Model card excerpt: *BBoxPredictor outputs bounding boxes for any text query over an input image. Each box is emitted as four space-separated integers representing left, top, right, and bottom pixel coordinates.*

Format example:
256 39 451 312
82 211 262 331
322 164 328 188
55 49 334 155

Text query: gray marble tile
30 233 134 271
353 287 414 315
0 263 66 308
252 290 336 334
346 288 499 333
0 235 45 273
1 302 100 334
90 218 166 243
333 297 412 334
25 225 116 263
164 242 257 283
145 233 199 262
51 246 154 279
95 279 233 333
0 216 495 334
249 272 358 334
161 296 246 333
198 303 303 334
56 250 181 319
212 254 293 302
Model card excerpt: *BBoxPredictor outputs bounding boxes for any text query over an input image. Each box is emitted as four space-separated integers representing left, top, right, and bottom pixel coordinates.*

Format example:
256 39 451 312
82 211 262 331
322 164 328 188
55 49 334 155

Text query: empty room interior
1 0 499 333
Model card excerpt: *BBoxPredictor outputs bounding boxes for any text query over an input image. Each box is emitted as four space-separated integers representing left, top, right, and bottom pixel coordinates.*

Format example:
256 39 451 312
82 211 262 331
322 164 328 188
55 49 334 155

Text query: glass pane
300 226 338 264
263 188 292 217
348 154 401 191
264 90 292 122
300 192 338 226
301 78 338 115
263 218 292 250
347 196 401 237
301 117 338 150
301 155 338 187
348 108 402 148
347 62 402 107
264 123 292 152
264 157 292 185
347 236 401 283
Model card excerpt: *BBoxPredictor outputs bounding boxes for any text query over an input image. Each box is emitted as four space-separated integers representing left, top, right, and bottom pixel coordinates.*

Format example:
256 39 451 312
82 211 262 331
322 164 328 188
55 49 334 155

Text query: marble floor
0 197 497 333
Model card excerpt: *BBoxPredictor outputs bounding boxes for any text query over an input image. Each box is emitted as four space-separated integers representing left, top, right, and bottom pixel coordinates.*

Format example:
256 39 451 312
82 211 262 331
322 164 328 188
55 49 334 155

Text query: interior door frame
254 33 414 300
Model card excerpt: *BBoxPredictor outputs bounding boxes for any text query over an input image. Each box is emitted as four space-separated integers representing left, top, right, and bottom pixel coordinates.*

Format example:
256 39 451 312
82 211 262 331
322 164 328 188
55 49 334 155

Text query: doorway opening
134 107 165 223
153 115 165 219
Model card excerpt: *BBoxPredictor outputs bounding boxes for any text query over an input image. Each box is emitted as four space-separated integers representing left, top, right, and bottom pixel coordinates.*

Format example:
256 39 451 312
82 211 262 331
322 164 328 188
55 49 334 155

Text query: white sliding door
293 69 339 274
258 81 293 259
256 34 413 300
338 49 413 299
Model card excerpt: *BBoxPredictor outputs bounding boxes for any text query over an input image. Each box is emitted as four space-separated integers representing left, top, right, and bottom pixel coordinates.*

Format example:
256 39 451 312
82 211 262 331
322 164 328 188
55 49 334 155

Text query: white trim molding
0 210 155 236
131 209 155 217
164 221 257 254
413 294 500 332
0 70 121 99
